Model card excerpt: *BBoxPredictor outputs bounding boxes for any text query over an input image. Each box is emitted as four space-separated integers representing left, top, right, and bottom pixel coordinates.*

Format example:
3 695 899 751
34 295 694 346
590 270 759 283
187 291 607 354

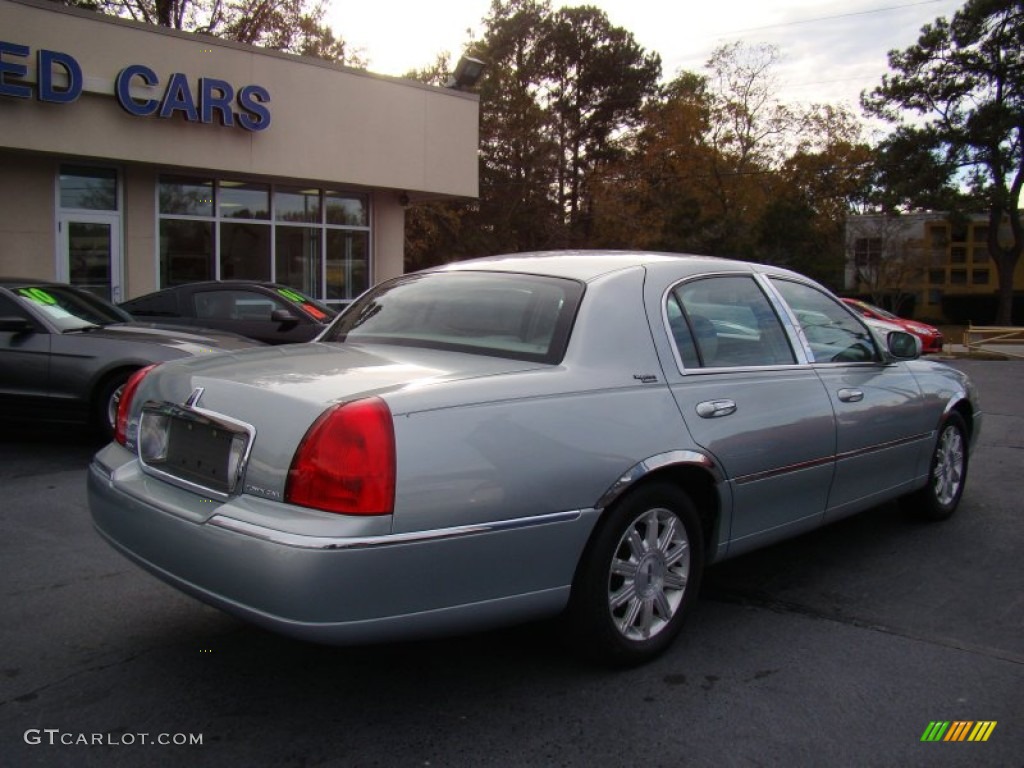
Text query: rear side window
323 271 584 364
771 279 879 364
666 276 795 369
194 290 284 321
121 291 179 317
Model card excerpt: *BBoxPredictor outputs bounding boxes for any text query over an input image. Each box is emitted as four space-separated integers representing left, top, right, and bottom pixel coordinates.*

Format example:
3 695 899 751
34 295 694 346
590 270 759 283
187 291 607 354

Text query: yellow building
845 212 1024 323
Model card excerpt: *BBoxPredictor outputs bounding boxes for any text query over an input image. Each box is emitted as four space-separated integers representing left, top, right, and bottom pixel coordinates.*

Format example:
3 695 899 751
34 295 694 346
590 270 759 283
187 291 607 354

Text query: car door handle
837 388 864 403
696 399 737 418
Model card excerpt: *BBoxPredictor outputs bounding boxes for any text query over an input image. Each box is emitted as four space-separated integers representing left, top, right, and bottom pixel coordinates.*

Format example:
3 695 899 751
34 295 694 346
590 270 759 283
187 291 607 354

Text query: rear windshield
322 271 584 364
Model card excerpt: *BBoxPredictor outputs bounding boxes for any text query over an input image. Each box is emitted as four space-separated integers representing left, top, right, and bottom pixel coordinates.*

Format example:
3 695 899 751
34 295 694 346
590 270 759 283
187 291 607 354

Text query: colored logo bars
921 721 997 742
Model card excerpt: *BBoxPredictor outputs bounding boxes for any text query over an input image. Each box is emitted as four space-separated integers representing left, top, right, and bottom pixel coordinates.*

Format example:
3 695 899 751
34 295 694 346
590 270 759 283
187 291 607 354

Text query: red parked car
842 299 944 354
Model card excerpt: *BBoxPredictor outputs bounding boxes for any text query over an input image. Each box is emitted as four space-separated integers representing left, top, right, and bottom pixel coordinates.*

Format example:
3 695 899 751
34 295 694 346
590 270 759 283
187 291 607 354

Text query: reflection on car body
88 252 980 665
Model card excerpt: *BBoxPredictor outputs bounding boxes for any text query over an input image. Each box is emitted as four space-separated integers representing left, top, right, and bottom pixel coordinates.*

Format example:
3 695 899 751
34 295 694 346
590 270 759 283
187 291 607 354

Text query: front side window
323 272 584 364
772 279 879 364
666 276 795 369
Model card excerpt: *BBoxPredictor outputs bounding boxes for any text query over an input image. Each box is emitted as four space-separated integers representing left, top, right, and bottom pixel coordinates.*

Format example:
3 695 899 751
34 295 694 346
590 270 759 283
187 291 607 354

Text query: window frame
660 273 800 374
156 176 371 306
768 277 883 366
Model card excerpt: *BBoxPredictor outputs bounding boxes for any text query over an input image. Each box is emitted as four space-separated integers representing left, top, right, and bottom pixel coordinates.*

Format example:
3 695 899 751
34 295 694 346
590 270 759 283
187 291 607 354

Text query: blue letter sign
1 40 270 132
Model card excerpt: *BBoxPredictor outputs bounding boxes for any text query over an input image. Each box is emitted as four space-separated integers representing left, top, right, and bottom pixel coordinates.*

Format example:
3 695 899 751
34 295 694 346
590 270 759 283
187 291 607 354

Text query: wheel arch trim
596 450 726 511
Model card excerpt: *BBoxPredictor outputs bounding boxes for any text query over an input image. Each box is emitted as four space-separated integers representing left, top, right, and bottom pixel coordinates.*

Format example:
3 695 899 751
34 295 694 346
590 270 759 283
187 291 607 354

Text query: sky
327 0 965 131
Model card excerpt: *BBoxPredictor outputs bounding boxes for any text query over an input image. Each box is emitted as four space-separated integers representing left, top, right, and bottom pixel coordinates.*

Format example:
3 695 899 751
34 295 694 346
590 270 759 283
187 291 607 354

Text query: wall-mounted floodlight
446 56 486 91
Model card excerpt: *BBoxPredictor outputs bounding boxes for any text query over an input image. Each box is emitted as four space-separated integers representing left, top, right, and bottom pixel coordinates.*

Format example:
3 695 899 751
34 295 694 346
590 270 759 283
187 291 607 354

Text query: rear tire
902 412 969 521
566 483 704 666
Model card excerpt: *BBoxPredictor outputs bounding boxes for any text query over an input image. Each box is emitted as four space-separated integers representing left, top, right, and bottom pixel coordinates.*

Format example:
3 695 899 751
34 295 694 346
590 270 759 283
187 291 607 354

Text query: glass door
58 213 122 303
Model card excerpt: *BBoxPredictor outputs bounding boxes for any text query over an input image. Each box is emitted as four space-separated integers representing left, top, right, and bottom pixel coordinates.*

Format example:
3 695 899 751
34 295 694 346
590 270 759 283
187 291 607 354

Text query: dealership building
0 0 480 305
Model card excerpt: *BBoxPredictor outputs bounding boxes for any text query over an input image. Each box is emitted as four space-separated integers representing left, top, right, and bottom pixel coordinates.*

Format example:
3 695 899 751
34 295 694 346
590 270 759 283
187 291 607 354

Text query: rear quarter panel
385 266 698 533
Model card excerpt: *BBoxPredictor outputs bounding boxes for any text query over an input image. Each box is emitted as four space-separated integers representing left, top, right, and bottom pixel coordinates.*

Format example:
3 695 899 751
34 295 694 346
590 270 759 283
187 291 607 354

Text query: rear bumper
88 457 598 644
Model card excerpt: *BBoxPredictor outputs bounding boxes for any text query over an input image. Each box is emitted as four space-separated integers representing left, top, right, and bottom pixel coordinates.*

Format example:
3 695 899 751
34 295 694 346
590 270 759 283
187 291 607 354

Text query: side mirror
270 309 300 328
887 330 921 360
0 316 33 333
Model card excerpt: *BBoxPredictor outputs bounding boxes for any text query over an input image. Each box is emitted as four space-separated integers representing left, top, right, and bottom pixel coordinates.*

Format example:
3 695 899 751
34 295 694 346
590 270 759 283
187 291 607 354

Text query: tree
863 0 1024 325
759 104 874 287
588 72 719 253
54 0 362 65
537 6 661 238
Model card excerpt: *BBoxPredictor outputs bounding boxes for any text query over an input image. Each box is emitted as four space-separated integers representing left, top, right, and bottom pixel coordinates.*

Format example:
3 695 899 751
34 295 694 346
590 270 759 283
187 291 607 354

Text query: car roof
160 281 283 291
435 250 750 282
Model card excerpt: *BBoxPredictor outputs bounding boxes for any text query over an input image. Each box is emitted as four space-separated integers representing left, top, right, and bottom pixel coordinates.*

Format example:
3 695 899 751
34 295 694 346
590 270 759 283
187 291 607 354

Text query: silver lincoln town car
88 252 980 664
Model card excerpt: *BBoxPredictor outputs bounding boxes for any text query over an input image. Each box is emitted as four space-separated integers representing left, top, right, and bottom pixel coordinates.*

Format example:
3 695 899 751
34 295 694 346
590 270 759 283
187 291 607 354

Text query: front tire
567 483 704 666
903 412 969 521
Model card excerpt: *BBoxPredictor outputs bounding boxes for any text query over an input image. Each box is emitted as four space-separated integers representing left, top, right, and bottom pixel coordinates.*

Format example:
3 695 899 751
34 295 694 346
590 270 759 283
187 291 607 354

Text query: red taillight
285 397 396 516
114 364 158 446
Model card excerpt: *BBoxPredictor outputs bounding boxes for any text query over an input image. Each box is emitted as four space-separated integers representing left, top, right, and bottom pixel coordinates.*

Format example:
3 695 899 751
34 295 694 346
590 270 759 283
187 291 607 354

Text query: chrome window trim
752 273 814 365
763 275 883 365
659 272 805 375
208 509 586 550
136 400 257 502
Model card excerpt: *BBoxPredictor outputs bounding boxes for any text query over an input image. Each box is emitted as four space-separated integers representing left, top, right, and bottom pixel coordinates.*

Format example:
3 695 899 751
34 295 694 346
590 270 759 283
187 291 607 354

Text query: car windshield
322 271 584 363
272 286 337 322
13 285 132 331
864 302 899 321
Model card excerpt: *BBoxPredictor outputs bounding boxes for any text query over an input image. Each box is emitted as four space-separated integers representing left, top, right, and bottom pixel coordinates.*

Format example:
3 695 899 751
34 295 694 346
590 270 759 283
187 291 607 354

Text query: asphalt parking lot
1 359 1021 768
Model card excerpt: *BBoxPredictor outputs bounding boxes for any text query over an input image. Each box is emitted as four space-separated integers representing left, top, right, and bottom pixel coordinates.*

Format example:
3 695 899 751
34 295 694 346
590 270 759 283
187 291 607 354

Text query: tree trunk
993 251 1018 325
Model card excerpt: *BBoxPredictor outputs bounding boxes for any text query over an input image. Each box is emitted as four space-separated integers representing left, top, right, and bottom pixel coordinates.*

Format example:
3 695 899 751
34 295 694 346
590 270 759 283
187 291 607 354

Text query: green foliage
55 0 361 65
863 0 1024 324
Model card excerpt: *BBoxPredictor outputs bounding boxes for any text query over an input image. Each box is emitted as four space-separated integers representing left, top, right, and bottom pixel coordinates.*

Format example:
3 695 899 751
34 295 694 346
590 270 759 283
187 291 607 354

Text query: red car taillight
114 364 158 446
285 397 396 516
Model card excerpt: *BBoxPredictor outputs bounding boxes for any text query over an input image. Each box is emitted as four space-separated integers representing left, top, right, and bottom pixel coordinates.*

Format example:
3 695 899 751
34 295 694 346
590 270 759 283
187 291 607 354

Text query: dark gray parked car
0 279 262 437
89 252 980 664
120 281 337 345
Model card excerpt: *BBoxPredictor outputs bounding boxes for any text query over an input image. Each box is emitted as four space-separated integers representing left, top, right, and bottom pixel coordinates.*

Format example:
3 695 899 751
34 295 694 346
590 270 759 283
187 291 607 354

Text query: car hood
75 322 262 351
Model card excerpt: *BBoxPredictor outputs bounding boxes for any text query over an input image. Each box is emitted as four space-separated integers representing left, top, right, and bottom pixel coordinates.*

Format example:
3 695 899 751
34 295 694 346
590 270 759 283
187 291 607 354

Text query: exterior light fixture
446 56 486 91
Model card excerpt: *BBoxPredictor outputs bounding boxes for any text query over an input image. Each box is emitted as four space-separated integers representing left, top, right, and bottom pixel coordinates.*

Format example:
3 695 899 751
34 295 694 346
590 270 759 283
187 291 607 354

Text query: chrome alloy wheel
607 507 691 641
107 383 126 431
932 423 965 507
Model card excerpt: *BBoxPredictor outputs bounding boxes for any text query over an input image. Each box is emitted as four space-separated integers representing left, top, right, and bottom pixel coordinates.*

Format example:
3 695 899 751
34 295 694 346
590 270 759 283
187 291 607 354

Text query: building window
853 237 882 286
950 269 968 285
928 269 945 285
159 219 213 285
60 166 118 211
972 269 989 285
929 289 944 305
158 177 370 304
950 246 967 264
853 238 882 270
972 225 989 244
326 230 369 301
